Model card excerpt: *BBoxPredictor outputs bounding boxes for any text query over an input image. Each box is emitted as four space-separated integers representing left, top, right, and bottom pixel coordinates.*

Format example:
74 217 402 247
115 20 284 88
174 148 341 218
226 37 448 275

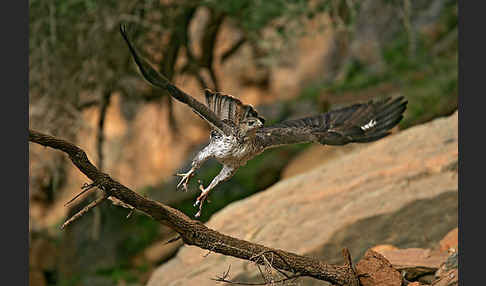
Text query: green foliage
301 60 388 99
202 0 330 67
95 261 152 284
57 275 82 286
118 214 161 259
56 0 98 15
86 213 159 284
298 2 457 129
95 263 146 284
203 0 309 32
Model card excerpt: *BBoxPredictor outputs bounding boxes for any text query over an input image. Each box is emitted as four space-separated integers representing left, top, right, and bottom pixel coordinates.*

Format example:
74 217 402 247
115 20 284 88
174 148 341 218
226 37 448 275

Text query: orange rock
371 244 399 255
380 248 449 271
281 143 366 179
439 228 458 252
432 269 458 286
356 250 402 286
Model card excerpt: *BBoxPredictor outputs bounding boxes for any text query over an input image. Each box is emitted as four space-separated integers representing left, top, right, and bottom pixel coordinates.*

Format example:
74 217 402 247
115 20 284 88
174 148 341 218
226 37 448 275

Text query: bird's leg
175 168 195 192
194 165 236 218
176 145 214 192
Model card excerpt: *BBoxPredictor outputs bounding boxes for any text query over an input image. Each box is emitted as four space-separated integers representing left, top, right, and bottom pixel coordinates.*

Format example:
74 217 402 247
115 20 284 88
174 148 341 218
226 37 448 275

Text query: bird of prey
119 24 408 218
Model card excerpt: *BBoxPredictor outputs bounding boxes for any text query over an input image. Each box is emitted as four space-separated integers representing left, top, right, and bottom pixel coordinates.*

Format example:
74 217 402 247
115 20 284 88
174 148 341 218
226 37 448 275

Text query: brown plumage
120 24 408 218
204 89 265 126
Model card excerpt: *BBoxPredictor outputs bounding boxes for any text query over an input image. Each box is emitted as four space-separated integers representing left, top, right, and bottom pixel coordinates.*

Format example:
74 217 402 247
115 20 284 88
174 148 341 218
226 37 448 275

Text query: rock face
376 248 450 281
147 111 458 286
359 225 459 286
356 250 403 286
438 228 458 252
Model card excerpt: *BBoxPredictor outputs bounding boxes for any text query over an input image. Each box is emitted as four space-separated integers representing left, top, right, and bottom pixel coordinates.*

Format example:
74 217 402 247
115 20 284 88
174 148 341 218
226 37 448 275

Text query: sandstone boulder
356 250 402 286
146 111 457 285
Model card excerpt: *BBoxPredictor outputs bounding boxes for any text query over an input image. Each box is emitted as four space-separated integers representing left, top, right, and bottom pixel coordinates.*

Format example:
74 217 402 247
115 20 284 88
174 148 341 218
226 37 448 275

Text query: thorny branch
61 193 109 230
29 129 360 286
213 275 302 285
213 251 307 285
64 182 99 206
212 263 303 285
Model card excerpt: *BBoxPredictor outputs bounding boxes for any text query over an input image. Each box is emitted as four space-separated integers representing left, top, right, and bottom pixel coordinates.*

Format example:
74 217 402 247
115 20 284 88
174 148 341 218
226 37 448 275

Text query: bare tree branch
96 89 112 171
213 274 302 285
221 37 247 63
212 261 303 286
61 193 109 230
28 129 360 286
64 182 98 206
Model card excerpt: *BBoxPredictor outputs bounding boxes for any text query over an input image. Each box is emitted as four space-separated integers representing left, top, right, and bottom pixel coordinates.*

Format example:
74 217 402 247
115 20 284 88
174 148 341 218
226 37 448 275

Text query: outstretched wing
256 96 407 149
119 24 232 136
204 89 265 125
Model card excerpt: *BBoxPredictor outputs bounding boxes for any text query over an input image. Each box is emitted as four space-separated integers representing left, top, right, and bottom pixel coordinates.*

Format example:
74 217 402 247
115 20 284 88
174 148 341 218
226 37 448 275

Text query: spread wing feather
119 24 232 136
256 96 407 149
204 89 265 125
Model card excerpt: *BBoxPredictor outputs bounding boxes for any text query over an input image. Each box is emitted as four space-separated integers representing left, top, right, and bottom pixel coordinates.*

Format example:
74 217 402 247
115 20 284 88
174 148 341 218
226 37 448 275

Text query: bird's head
239 117 264 137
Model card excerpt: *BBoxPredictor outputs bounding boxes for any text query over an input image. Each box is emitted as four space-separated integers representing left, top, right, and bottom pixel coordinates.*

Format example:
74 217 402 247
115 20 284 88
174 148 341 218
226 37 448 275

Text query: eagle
120 24 408 218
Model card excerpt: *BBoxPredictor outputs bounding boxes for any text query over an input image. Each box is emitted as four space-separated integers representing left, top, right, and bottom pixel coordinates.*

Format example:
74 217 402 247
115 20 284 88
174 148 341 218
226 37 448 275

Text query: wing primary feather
119 24 231 136
375 99 407 124
257 96 407 148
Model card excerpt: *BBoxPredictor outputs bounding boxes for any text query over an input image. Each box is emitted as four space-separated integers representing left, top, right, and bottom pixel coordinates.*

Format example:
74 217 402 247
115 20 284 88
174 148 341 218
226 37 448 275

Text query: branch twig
212 262 303 286
61 193 109 229
64 182 98 206
29 129 360 286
